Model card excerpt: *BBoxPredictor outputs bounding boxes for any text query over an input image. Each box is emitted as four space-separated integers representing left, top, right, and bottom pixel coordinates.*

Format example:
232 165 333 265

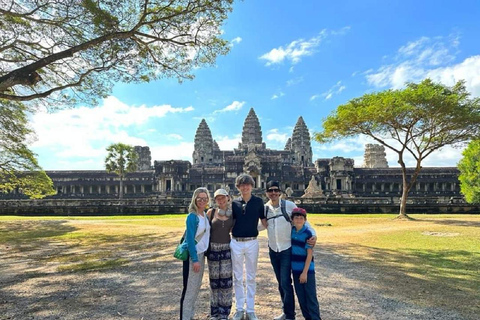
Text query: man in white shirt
264 181 316 320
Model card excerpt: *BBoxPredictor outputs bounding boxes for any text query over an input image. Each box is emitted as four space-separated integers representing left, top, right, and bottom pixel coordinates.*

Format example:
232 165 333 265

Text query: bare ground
0 220 476 320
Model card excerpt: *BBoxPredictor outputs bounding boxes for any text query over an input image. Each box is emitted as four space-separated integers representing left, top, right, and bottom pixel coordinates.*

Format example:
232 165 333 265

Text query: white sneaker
274 314 286 320
233 310 245 320
246 312 259 320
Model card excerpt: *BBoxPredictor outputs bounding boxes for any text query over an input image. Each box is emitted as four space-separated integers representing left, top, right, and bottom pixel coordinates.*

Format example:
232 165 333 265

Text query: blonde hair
188 187 211 213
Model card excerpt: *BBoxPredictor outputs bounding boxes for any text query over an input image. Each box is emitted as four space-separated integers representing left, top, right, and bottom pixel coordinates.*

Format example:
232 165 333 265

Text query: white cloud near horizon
150 142 194 161
266 128 289 144
167 133 184 140
214 134 242 150
366 34 480 96
259 27 350 66
30 96 194 169
313 135 465 168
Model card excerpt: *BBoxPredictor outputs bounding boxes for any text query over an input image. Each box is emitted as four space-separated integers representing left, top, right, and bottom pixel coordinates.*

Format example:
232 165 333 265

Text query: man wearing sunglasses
230 174 266 320
264 181 316 320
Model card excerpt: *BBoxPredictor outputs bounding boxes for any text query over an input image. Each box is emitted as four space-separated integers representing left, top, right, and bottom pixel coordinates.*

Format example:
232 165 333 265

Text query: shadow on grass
0 220 77 244
421 219 480 228
0 229 197 320
320 243 479 319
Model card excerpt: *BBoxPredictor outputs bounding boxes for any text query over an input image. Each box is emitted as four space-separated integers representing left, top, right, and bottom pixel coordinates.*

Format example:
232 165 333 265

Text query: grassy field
310 214 480 316
1 213 479 318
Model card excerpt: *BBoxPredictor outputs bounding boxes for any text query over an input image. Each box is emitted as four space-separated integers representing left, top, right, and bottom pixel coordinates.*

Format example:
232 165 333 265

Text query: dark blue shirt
232 194 265 237
291 225 315 275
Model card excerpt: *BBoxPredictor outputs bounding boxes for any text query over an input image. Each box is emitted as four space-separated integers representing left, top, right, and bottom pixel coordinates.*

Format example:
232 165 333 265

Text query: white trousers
181 252 205 320
230 238 259 313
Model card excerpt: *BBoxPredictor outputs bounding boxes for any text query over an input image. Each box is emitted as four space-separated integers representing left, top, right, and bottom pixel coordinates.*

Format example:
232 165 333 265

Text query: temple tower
238 108 265 150
134 146 152 170
363 144 389 168
284 138 292 151
291 116 313 166
192 119 214 164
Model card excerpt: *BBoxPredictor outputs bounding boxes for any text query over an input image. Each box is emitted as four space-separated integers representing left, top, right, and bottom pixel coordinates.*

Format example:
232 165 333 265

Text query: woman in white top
180 187 211 320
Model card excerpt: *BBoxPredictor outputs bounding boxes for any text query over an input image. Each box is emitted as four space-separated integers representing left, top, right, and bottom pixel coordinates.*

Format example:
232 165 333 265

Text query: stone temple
5 108 462 201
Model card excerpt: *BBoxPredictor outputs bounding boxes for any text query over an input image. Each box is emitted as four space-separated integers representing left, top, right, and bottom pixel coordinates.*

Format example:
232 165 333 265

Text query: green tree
105 143 138 199
0 0 233 108
0 99 55 198
314 79 480 218
458 140 480 204
1 0 233 193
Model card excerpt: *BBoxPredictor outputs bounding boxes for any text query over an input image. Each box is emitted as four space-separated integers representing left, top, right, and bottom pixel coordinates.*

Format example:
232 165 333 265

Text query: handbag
173 219 207 261
173 236 189 261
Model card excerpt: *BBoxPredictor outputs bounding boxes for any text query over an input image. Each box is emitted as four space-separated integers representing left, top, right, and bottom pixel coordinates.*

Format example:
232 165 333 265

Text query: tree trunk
397 186 410 219
119 177 124 199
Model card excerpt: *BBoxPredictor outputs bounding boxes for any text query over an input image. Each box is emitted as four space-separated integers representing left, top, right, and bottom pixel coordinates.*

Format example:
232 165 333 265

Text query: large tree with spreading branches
0 0 233 195
0 0 234 108
314 79 480 219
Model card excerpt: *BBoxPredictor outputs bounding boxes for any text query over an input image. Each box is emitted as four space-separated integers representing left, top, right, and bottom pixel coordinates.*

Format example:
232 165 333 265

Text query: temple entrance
249 170 260 188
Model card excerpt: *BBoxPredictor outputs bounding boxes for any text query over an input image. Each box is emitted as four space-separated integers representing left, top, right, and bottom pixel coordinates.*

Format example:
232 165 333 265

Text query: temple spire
239 108 264 150
192 119 214 164
291 116 313 166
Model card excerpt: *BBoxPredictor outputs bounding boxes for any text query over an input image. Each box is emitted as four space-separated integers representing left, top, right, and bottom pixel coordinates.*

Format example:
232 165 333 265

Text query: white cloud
426 56 480 96
286 77 304 86
271 91 285 100
167 134 183 140
214 135 242 150
150 142 194 161
231 37 242 45
266 129 289 143
214 101 245 113
260 28 349 66
30 96 194 169
313 134 465 168
365 34 480 96
310 81 346 102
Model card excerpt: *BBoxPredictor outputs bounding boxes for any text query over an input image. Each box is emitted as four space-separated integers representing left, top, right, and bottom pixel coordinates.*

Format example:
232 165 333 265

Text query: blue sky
30 0 480 170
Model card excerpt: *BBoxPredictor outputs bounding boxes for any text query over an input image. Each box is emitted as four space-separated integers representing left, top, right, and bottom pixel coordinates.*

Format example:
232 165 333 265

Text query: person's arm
299 247 313 284
305 221 317 247
259 218 267 230
185 213 199 263
258 204 269 230
257 198 268 230
206 208 213 223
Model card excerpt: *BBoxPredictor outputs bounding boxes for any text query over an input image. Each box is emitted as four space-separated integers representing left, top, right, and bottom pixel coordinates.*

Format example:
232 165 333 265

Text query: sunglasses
267 188 281 193
196 197 209 202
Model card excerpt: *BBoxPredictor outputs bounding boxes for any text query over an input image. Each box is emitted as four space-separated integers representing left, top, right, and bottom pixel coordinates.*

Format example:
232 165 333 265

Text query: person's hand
307 236 317 247
299 272 307 284
192 262 201 273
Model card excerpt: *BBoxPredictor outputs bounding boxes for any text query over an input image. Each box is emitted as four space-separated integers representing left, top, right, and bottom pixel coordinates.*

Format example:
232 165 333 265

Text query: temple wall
1 196 478 215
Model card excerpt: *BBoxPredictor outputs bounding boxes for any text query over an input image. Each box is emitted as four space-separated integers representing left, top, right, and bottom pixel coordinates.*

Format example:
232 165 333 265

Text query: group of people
179 174 322 320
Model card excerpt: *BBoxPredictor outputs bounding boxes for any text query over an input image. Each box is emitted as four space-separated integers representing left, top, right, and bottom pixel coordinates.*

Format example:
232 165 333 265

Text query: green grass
304 214 480 316
57 258 129 272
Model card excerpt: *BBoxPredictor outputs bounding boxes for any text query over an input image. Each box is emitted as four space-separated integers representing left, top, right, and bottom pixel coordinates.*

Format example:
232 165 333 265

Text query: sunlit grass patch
306 214 480 317
57 258 129 272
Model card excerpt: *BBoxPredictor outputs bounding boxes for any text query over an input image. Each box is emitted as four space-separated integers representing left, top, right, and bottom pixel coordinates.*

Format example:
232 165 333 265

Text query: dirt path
0 234 473 320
